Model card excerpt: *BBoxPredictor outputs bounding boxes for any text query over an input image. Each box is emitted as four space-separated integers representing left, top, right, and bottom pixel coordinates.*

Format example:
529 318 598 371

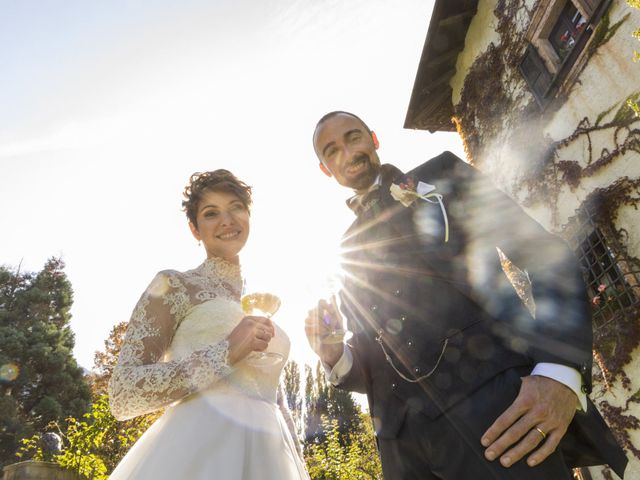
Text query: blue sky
0 0 464 370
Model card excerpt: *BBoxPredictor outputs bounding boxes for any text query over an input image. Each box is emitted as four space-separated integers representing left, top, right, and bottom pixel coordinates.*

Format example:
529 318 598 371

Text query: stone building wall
448 1 640 478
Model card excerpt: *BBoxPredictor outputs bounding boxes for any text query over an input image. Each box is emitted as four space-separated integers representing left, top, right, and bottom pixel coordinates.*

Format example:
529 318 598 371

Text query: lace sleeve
108 272 232 421
277 383 304 460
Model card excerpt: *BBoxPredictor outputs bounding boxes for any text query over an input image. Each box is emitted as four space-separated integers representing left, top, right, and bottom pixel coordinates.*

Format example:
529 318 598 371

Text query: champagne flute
314 274 350 344
319 297 350 344
240 292 284 366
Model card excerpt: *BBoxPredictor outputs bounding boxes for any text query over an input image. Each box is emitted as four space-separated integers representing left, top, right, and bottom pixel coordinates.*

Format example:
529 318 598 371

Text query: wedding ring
535 427 547 441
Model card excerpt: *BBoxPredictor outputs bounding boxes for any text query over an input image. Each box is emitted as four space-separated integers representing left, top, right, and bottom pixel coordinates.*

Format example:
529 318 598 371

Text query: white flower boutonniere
390 177 449 242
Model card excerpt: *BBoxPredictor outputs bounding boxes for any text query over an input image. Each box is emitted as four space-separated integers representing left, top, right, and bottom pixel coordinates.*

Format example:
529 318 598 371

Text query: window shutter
519 44 553 106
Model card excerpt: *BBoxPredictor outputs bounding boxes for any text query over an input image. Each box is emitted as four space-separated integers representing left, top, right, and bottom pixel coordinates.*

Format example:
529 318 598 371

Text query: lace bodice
108 257 291 422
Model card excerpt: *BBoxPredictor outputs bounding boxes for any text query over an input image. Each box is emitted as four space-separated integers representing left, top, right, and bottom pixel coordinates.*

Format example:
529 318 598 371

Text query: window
564 202 640 327
549 2 588 61
579 228 638 316
519 0 608 107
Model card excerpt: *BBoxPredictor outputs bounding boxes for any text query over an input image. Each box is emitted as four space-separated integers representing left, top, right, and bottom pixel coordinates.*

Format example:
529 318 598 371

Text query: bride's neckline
201 256 242 280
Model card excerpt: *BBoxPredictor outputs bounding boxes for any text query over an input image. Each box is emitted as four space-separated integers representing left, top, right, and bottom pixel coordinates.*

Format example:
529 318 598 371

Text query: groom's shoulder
408 151 473 178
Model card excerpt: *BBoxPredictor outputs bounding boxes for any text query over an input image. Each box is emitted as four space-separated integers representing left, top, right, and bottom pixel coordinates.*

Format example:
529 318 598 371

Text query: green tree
326 379 361 438
18 317 161 477
303 361 381 479
305 413 383 480
304 361 361 445
88 321 129 399
87 320 160 473
0 258 91 469
282 360 303 437
304 363 330 444
18 394 157 479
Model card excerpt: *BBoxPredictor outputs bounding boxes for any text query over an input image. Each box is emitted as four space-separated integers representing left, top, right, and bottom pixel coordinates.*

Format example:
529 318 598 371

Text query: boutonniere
389 176 449 242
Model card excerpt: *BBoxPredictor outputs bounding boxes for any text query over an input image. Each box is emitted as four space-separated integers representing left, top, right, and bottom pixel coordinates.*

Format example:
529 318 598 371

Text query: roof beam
414 86 452 125
420 67 456 95
438 8 476 29
426 49 460 69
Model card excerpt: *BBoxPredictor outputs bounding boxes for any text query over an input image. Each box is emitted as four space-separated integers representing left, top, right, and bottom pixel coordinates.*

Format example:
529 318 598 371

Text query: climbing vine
520 94 640 217
627 0 640 115
453 0 537 164
568 177 640 463
454 1 632 197
450 1 640 465
585 177 640 380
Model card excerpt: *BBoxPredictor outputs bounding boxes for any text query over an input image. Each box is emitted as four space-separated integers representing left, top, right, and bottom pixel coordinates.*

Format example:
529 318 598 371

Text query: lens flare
0 363 19 382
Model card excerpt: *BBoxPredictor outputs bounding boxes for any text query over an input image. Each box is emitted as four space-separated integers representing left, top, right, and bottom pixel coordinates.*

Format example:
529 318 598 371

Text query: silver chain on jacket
375 330 448 383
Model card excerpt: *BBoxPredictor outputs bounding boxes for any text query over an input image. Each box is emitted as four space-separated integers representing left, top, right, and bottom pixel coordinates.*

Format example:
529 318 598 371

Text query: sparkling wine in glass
313 274 350 345
240 292 284 366
319 298 349 344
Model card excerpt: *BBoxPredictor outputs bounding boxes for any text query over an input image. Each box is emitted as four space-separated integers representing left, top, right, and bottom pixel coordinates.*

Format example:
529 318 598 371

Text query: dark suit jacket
336 152 627 477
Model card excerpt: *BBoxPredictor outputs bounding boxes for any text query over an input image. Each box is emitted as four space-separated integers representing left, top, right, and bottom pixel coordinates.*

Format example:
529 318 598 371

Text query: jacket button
370 304 378 312
394 289 402 297
400 316 407 322
391 383 397 390
413 366 421 375
407 340 414 348
581 385 589 393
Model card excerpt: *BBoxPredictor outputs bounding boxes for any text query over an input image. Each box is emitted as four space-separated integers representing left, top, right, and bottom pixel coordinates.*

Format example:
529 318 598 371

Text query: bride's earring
198 240 201 247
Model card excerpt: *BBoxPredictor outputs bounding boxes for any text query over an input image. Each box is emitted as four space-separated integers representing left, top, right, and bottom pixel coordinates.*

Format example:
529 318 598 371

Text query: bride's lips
217 230 241 240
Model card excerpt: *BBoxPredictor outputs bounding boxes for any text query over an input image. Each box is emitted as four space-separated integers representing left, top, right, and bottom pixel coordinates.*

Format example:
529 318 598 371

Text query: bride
108 170 309 479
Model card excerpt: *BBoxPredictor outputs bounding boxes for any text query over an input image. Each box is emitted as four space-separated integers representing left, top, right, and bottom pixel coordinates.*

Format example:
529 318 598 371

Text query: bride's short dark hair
182 169 252 226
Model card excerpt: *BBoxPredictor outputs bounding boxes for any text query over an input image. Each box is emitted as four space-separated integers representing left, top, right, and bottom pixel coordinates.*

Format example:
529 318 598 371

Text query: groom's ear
371 131 379 150
319 163 333 177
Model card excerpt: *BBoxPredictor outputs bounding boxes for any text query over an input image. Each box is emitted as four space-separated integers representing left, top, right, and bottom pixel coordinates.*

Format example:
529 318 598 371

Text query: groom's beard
346 153 380 192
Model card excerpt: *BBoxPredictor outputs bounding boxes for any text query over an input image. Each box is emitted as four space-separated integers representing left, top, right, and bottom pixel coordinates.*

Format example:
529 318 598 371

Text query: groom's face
314 113 380 192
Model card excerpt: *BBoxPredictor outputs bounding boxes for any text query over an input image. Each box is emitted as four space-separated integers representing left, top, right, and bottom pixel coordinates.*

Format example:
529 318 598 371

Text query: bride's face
189 189 250 263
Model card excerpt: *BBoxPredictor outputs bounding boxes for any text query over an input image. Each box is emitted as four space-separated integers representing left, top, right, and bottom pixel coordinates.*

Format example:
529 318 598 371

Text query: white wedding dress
108 257 309 480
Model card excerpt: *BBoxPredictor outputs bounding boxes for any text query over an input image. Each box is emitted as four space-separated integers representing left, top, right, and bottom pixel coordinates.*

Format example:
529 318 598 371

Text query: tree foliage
283 360 304 437
88 321 128 399
305 363 330 443
302 361 381 479
305 413 383 480
85 319 160 473
17 317 160 478
304 362 360 445
18 394 157 479
0 258 91 469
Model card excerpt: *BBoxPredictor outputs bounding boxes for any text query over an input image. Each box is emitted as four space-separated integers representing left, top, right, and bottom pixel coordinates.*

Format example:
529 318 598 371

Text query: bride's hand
227 316 275 365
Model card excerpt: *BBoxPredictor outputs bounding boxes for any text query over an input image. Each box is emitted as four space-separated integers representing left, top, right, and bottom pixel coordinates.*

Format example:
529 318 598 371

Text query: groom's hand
481 375 577 468
304 299 344 367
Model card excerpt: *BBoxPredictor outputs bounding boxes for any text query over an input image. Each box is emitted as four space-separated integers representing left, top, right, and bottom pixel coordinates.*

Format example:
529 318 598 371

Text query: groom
305 111 627 479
